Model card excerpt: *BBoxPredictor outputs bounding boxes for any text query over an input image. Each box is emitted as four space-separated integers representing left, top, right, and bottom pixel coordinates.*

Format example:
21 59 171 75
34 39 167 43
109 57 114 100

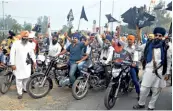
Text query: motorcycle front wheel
104 83 117 110
26 74 52 99
0 74 13 94
72 78 89 100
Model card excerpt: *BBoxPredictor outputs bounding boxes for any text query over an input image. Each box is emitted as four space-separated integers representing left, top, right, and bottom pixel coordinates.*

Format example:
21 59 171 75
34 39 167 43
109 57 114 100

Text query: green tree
37 16 48 34
11 23 22 34
23 21 32 32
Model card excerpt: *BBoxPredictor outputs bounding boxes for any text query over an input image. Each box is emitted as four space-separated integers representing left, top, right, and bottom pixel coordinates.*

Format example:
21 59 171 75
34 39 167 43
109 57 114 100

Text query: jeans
130 67 140 94
69 63 78 84
78 61 86 71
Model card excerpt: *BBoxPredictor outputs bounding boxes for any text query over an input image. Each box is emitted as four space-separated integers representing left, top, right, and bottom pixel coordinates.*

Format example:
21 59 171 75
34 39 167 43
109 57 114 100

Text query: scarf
145 40 165 65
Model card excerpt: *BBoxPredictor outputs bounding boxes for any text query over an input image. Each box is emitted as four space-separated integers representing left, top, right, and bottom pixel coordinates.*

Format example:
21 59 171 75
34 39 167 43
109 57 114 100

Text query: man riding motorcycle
96 34 114 87
57 32 92 86
117 34 140 100
47 24 62 57
77 36 92 71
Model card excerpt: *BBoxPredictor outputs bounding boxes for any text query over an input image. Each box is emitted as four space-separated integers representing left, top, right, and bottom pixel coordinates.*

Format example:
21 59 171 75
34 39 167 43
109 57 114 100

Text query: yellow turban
148 34 154 39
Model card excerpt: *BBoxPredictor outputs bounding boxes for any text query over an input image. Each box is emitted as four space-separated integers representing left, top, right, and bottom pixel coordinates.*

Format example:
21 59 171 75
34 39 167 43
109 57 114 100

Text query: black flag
67 9 74 21
137 12 155 28
166 1 172 11
80 6 88 21
105 14 119 23
121 6 155 29
154 2 165 10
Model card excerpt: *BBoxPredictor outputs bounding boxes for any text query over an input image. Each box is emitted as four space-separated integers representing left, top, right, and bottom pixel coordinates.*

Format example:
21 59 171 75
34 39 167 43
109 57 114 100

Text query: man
28 31 37 53
117 35 140 99
43 33 50 51
96 34 114 87
148 34 155 41
77 36 92 71
47 24 62 57
10 31 36 99
133 27 171 110
7 30 16 55
58 32 92 85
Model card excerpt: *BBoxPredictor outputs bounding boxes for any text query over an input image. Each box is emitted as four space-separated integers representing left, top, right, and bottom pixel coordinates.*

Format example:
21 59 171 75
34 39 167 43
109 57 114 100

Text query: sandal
133 104 145 109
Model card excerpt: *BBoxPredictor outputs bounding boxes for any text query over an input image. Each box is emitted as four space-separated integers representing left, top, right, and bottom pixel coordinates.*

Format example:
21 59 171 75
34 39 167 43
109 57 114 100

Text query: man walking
10 31 36 99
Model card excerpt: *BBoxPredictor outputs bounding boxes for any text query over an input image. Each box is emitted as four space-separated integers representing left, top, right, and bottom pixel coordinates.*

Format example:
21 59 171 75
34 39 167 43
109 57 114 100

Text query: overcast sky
0 0 172 31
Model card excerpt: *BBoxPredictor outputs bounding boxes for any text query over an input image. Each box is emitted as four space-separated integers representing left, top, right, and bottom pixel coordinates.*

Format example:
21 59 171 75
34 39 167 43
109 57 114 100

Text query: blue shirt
0 52 6 64
66 42 85 63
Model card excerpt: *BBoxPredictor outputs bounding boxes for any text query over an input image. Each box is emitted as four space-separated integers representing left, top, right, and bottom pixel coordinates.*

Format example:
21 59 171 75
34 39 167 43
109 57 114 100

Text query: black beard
21 38 28 45
153 39 161 45
52 40 57 45
29 40 33 43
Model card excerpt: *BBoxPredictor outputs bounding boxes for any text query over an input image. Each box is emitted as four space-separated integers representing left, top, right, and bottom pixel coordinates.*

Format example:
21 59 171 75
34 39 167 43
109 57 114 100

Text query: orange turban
20 31 29 37
127 35 135 42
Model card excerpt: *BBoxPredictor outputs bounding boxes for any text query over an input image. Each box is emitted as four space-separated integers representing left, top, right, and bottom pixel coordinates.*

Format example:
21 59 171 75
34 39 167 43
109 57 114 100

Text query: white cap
28 31 36 38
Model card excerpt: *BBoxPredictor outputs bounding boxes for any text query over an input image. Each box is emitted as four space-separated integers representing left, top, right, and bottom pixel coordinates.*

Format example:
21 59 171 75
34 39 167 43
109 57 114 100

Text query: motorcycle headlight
36 60 42 65
112 68 121 78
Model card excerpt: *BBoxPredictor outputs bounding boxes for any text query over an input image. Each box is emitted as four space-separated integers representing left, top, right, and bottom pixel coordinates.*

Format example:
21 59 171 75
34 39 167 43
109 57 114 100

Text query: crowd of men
0 23 172 110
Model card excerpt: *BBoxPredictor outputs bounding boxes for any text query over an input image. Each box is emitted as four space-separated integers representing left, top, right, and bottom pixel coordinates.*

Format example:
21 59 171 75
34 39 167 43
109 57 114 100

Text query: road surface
0 81 172 110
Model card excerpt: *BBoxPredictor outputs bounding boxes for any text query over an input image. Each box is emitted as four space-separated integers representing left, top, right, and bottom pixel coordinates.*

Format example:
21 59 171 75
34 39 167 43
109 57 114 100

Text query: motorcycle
0 65 15 94
26 55 71 99
104 59 134 110
36 50 49 73
72 58 108 100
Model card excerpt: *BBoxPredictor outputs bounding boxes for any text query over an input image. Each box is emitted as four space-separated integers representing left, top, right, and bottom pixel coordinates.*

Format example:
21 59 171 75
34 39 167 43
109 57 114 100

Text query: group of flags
67 6 88 22
66 1 172 35
67 6 120 24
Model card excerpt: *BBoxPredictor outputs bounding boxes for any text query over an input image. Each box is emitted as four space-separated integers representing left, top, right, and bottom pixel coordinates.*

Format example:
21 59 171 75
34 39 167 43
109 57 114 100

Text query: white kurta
47 28 62 57
138 44 172 88
10 40 36 79
96 34 114 64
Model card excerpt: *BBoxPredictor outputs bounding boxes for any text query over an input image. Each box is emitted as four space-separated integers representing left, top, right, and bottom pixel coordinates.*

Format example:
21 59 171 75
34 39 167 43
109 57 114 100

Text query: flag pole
78 19 81 31
111 0 114 32
99 0 102 34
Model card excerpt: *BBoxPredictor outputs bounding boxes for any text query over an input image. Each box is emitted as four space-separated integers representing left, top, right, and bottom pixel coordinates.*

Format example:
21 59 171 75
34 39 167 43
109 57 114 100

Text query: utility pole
1 1 8 38
99 0 101 34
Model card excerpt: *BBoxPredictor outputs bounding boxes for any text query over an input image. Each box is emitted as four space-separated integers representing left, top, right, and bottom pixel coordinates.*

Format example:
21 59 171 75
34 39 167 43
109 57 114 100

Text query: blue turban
73 33 80 40
106 35 112 42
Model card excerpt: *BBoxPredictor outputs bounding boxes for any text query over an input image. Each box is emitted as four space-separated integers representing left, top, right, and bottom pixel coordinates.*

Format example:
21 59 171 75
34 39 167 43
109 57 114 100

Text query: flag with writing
67 9 74 21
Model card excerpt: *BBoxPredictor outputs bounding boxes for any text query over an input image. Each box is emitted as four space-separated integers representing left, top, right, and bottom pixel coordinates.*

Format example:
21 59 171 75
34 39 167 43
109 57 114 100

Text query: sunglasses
155 34 162 37
74 38 78 39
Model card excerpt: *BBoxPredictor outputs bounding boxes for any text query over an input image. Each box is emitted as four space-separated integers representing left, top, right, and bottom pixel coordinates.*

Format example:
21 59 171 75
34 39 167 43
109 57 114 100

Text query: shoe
148 108 154 110
137 96 140 101
23 90 27 93
18 94 23 99
133 104 145 109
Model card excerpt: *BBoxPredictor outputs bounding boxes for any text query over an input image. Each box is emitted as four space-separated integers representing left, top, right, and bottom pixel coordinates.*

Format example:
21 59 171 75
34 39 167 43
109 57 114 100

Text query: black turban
153 27 166 36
